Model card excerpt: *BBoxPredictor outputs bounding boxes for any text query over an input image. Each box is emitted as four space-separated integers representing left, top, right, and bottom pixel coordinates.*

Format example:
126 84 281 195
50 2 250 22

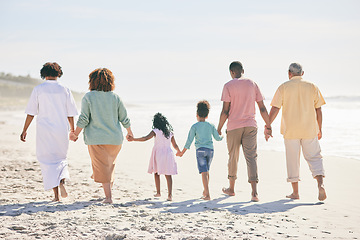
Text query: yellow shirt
271 76 325 139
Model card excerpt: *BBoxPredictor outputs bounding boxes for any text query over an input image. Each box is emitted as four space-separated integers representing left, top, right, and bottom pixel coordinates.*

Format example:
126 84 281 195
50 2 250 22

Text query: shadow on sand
0 197 324 216
121 196 324 215
0 199 104 216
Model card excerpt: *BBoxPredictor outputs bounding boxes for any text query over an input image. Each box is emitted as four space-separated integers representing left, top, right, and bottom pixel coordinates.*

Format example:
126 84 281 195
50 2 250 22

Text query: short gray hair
288 63 303 76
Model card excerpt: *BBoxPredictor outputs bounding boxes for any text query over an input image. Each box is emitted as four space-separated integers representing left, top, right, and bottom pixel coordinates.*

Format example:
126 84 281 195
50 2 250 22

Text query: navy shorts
196 147 214 173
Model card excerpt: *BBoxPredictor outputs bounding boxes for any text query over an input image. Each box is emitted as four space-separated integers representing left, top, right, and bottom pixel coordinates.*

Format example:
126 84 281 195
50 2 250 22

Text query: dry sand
0 110 359 240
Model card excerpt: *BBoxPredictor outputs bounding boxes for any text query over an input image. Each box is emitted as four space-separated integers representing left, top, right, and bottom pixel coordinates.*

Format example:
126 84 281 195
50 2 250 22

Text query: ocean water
7 96 360 161
126 97 360 161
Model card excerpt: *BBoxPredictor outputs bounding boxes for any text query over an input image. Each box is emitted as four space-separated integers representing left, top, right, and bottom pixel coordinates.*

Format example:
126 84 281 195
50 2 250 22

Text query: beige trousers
284 137 325 182
226 127 258 183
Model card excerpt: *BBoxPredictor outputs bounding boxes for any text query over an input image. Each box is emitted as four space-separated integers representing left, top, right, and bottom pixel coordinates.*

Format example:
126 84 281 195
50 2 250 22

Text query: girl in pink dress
129 113 181 201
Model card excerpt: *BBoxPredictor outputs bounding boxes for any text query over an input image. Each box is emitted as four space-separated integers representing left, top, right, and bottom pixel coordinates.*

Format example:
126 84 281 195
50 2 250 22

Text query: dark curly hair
89 68 115 92
152 113 173 139
40 62 63 79
197 100 210 118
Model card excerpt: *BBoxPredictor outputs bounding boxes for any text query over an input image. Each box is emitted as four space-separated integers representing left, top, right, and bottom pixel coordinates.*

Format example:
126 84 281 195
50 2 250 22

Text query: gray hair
288 63 303 76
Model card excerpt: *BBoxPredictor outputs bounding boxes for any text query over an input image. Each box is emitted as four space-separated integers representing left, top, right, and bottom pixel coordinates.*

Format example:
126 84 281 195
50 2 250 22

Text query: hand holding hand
127 135 134 141
176 151 183 157
264 125 273 141
69 131 78 142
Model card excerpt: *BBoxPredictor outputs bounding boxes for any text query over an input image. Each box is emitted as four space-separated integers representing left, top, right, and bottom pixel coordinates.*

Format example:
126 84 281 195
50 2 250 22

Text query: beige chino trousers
226 127 258 183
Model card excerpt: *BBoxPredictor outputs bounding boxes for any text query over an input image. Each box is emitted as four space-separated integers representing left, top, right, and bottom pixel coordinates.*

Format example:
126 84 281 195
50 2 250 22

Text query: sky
1 0 360 101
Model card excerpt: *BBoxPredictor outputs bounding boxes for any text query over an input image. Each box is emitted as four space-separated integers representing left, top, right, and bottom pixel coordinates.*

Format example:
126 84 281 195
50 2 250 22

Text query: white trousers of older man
284 137 325 182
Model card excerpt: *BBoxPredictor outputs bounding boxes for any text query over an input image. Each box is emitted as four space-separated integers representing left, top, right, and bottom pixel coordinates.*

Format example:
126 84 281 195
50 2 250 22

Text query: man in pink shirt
217 61 271 202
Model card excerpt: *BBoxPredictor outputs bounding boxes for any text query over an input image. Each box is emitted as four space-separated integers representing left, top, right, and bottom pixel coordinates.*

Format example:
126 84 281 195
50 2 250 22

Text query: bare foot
154 193 161 198
318 186 327 201
286 193 300 199
251 195 259 202
103 198 113 204
167 195 172 201
222 187 235 196
59 182 68 198
201 195 211 201
52 198 60 202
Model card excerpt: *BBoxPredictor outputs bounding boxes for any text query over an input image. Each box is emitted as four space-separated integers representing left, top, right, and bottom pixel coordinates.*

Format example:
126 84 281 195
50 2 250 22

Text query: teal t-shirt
184 121 223 150
77 91 130 145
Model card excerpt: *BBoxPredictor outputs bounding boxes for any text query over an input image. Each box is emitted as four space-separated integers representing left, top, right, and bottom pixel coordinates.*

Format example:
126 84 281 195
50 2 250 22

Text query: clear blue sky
1 0 359 101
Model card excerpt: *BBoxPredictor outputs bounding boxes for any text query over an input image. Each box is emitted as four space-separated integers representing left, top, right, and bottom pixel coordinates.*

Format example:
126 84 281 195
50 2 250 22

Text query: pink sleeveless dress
148 129 178 175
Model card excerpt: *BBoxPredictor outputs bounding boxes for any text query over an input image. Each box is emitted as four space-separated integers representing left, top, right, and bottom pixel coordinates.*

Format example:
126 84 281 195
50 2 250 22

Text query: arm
20 114 34 142
212 124 223 141
257 100 272 141
69 126 83 142
257 100 271 127
266 106 280 141
177 148 187 157
171 136 181 156
316 107 322 140
68 117 75 132
269 106 280 124
184 126 195 150
118 100 133 141
128 131 155 142
217 102 230 135
125 126 134 141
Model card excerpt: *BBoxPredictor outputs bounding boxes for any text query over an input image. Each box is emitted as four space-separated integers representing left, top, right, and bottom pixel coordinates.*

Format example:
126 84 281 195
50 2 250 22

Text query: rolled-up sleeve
118 99 131 129
77 97 90 128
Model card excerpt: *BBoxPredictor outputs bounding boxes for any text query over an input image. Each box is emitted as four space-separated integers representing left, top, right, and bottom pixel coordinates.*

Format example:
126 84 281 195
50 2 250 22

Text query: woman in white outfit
20 62 78 201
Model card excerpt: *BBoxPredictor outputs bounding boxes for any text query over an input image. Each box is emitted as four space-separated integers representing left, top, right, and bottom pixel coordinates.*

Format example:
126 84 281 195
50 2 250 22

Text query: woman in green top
70 68 133 204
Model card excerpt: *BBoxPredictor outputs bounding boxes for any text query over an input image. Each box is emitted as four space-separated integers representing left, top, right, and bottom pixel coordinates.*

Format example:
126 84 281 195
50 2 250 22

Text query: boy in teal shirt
178 100 223 200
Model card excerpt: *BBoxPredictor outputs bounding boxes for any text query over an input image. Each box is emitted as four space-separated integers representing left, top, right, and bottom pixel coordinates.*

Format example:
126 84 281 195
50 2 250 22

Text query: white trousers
284 137 325 182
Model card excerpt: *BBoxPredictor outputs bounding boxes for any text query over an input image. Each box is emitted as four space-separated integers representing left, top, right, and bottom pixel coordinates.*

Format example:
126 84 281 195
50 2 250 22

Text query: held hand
176 151 183 157
69 132 78 142
127 135 134 142
264 126 273 142
217 129 222 136
20 131 27 142
126 127 134 141
318 130 322 140
126 132 134 141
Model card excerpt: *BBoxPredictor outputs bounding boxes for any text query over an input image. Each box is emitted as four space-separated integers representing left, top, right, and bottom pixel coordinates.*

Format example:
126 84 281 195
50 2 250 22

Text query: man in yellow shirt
269 63 326 201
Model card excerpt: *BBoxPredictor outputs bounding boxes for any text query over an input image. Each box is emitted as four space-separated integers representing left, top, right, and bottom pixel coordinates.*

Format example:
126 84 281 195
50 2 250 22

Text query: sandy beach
0 109 359 240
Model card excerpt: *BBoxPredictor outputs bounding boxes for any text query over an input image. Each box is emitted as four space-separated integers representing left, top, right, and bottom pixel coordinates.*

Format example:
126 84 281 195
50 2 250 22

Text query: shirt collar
290 76 302 81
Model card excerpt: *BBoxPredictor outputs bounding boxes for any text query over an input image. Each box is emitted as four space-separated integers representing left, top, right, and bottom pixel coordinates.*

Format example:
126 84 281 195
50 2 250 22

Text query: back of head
288 63 303 76
229 61 244 78
152 112 173 139
197 100 210 118
89 68 115 92
40 62 63 79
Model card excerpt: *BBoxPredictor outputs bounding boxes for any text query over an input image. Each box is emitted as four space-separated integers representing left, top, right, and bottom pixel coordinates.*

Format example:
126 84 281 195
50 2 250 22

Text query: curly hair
197 100 210 118
89 68 115 92
152 112 173 139
40 62 63 79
